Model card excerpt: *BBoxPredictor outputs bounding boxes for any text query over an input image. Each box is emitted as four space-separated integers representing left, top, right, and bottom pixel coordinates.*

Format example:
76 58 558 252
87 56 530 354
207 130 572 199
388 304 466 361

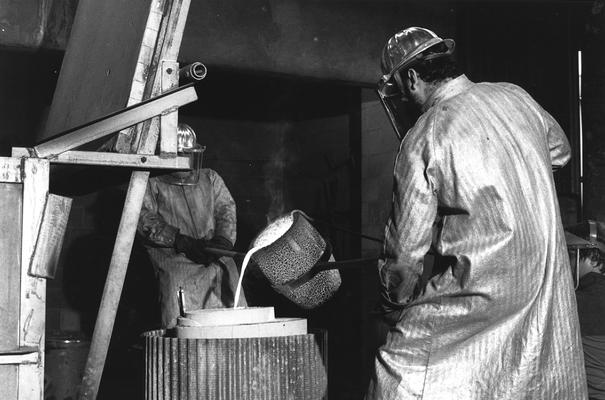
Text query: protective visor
171 144 205 186
376 78 410 141
377 43 455 141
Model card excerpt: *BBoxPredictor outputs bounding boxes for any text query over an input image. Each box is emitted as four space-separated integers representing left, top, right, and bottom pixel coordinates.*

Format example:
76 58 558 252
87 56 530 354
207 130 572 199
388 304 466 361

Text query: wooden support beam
33 85 197 159
19 159 49 400
159 60 179 156
28 194 72 280
12 148 191 169
79 171 150 400
115 0 191 154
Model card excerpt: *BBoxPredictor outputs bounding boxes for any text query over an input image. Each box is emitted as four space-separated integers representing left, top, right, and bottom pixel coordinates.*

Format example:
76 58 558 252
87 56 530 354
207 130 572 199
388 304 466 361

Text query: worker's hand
205 235 234 251
174 232 195 254
174 233 211 265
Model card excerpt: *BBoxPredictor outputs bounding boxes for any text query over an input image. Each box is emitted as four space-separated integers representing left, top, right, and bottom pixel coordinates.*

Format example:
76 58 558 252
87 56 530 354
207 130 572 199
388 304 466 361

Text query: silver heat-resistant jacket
367 75 587 399
138 168 245 328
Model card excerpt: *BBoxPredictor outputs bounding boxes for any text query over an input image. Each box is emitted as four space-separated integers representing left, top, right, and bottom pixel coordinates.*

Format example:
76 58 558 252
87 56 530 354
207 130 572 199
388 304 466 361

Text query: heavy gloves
174 232 211 264
206 235 234 251
174 233 233 264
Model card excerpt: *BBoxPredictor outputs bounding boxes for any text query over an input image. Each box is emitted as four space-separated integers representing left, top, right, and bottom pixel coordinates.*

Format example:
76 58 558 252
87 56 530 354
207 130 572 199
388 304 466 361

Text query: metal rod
314 257 379 271
578 50 584 221
203 247 246 258
311 217 383 243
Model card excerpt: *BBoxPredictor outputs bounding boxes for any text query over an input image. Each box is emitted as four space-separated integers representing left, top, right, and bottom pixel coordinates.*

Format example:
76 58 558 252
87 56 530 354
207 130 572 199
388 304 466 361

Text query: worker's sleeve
543 110 571 171
209 170 237 245
137 180 179 247
379 117 438 315
500 82 571 171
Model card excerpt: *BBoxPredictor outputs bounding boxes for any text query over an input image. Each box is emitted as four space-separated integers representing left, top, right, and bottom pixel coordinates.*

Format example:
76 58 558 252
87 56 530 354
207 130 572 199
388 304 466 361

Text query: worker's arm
137 180 179 247
209 170 237 246
500 82 571 171
379 120 438 319
543 111 571 171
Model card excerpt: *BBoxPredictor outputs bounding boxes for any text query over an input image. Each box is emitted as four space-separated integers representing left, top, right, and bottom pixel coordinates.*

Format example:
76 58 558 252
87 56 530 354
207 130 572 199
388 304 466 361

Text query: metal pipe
578 50 584 221
179 62 207 82
203 247 245 258
315 256 379 271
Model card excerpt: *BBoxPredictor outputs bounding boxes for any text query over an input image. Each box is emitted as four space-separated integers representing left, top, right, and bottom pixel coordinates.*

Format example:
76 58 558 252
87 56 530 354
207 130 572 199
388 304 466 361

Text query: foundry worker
367 27 587 399
137 123 246 328
575 247 605 400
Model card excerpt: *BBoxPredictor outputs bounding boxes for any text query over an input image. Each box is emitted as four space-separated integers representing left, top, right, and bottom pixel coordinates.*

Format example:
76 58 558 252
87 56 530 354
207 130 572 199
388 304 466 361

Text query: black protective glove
174 232 211 264
191 235 234 263
205 235 234 251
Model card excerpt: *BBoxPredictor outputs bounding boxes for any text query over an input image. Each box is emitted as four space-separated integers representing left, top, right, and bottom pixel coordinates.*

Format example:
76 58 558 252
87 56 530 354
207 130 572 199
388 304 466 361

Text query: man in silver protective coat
138 123 246 329
367 26 587 399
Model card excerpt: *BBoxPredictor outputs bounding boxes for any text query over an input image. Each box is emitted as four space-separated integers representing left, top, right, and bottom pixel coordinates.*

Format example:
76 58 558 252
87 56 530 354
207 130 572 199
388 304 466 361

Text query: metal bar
203 247 245 258
78 170 150 400
578 50 584 221
33 85 197 158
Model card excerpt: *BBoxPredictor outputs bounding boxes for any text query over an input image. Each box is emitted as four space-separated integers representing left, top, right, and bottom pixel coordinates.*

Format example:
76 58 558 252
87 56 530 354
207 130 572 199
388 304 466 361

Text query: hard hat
170 123 205 186
376 27 455 141
177 123 197 153
380 27 455 84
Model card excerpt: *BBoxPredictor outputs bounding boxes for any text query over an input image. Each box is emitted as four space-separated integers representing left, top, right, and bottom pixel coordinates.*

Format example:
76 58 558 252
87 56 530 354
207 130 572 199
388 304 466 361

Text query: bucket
44 332 90 400
250 210 341 308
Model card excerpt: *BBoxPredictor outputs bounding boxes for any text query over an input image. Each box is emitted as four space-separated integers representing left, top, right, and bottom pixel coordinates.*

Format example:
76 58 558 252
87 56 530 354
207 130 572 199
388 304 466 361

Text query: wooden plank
117 0 192 155
0 181 23 400
0 366 17 399
19 158 49 400
0 157 24 183
0 351 39 365
34 85 198 158
0 183 22 350
13 148 190 169
41 0 157 140
115 0 168 153
29 194 72 279
138 0 191 155
159 60 179 156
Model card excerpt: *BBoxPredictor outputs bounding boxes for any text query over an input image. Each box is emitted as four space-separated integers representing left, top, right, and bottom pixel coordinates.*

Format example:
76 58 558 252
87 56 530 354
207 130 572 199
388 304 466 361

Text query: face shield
170 123 205 186
377 76 414 141
378 27 455 141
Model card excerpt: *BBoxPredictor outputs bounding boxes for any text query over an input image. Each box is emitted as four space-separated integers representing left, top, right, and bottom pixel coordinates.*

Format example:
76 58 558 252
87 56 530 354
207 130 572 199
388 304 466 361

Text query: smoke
264 122 292 223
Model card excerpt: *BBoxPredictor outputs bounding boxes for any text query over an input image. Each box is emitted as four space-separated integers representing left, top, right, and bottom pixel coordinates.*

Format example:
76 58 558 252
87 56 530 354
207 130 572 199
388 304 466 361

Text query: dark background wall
0 1 603 399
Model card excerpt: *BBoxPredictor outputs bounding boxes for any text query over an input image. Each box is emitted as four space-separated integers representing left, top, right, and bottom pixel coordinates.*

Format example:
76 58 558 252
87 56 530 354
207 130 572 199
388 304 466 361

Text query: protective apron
367 75 587 399
138 168 246 328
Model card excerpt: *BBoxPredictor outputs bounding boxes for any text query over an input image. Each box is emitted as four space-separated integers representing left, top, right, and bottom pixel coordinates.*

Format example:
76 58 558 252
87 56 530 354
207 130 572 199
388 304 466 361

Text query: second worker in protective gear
138 123 247 328
368 26 586 400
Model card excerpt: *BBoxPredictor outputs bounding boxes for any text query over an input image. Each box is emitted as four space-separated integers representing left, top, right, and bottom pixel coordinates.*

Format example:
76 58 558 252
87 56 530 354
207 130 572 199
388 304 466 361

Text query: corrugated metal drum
143 330 328 400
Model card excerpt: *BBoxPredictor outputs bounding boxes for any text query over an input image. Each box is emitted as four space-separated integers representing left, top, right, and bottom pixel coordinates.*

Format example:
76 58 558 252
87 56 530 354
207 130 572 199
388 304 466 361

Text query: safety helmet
177 123 198 153
169 123 205 186
377 27 455 141
380 27 455 82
